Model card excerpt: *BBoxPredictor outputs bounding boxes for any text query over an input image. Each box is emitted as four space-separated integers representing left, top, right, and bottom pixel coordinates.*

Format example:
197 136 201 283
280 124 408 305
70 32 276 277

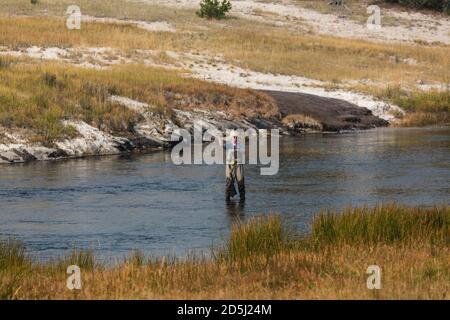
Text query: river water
0 127 449 261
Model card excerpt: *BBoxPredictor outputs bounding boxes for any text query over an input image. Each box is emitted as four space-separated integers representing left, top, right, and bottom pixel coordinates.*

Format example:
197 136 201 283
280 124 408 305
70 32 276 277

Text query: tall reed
312 204 450 245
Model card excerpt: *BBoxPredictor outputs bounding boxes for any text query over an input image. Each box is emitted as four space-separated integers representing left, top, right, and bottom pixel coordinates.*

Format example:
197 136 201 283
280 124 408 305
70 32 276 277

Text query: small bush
30 0 38 4
197 0 232 19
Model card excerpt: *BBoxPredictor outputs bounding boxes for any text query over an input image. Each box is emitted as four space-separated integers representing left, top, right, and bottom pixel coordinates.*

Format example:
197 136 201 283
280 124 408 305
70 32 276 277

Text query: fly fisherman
225 131 245 202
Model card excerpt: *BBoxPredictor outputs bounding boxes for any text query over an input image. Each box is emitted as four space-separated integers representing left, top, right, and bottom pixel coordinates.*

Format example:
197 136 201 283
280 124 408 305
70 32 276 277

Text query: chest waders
225 143 245 201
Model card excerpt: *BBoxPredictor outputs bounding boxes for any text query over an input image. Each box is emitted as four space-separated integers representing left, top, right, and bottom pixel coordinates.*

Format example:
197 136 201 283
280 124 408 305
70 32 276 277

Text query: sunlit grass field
1 204 448 299
1 0 449 85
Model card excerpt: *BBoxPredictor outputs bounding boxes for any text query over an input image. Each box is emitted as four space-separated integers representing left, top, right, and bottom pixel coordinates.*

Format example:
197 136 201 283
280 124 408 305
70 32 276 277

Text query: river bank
1 204 448 299
0 85 390 164
2 1 450 165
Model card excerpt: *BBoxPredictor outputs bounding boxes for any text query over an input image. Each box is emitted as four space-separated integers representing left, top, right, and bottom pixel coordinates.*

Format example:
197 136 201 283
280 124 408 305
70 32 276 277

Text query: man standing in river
225 131 245 202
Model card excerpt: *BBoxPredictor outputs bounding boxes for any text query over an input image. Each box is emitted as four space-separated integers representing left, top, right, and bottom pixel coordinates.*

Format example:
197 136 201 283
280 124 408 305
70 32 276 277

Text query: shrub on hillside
197 0 232 19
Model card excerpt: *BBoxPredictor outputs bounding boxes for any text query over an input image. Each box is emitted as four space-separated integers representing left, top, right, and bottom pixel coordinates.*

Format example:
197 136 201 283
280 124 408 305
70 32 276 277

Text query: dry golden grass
0 1 448 128
1 204 448 300
1 10 449 86
217 30 449 85
5 245 449 299
0 0 198 24
356 85 450 113
282 114 323 131
352 84 450 126
293 0 449 17
393 112 450 127
0 59 277 143
0 17 174 51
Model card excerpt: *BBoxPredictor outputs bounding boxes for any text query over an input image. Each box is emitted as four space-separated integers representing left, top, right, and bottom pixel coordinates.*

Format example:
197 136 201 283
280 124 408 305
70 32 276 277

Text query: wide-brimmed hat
228 130 239 138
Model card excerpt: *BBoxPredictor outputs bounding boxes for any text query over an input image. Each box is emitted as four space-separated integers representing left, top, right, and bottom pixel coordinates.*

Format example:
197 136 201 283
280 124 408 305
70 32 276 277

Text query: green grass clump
356 85 450 126
217 204 450 265
381 86 450 113
0 240 31 271
216 215 289 263
0 240 32 299
312 204 450 245
367 85 450 114
52 249 98 272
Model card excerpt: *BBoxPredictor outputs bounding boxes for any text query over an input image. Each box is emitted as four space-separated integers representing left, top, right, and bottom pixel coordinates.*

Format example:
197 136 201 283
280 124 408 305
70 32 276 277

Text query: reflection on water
0 127 449 260
226 200 246 218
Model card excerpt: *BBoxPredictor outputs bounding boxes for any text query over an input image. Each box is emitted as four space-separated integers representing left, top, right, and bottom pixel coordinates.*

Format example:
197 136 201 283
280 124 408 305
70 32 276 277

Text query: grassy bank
1 204 448 299
352 85 450 126
0 1 449 134
387 89 449 126
0 59 276 143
